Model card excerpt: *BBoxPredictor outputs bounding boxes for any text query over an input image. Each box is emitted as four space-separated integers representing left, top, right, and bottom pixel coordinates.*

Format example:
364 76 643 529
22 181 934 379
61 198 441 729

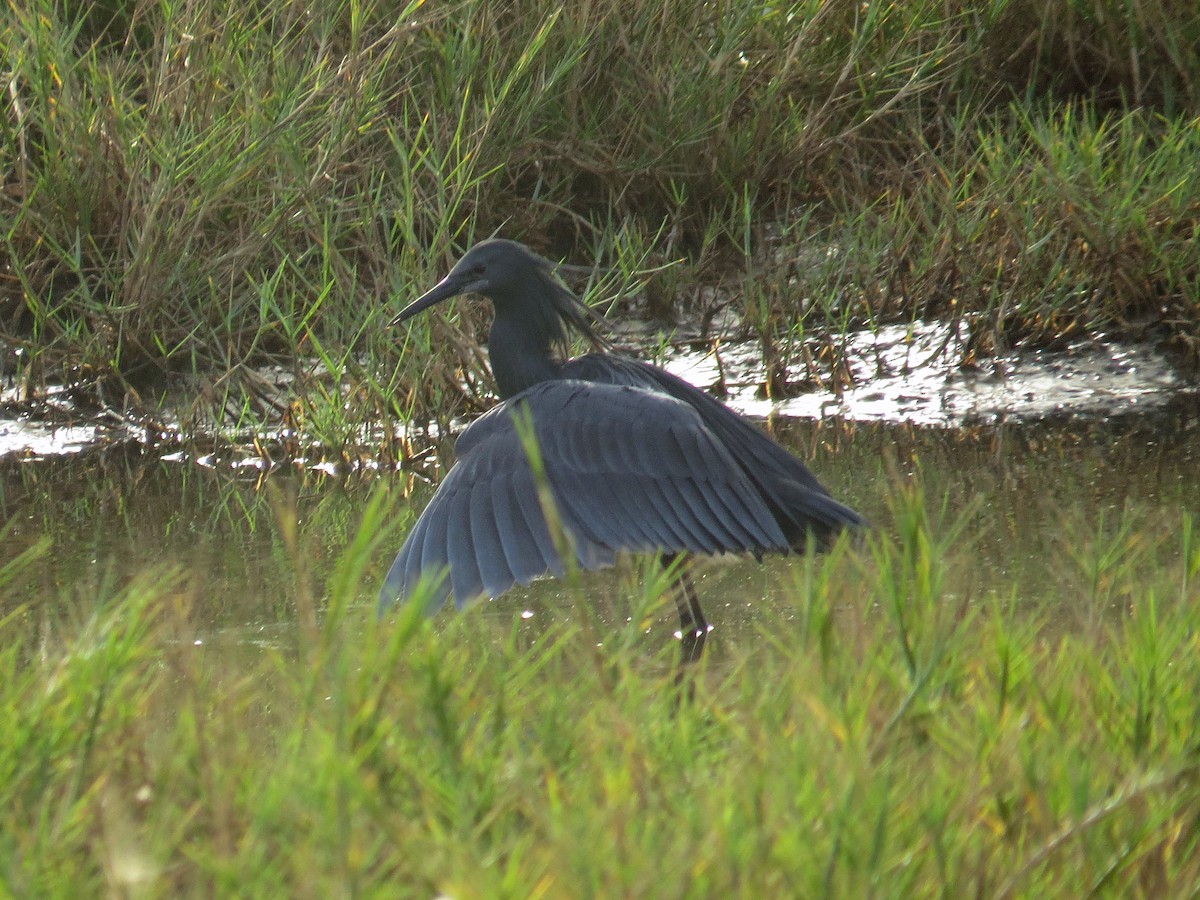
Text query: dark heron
381 238 863 664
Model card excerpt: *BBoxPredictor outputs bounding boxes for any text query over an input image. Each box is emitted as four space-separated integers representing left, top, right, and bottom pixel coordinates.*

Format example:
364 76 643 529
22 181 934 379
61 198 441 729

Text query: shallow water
658 324 1187 425
2 324 1192 461
3 393 1197 659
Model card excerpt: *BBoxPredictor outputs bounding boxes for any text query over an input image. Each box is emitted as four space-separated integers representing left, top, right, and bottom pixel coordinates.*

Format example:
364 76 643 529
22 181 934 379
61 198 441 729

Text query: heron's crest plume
479 239 612 356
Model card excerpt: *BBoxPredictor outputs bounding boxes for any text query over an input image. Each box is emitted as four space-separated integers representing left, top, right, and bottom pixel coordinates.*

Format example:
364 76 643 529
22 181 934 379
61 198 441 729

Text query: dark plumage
381 239 863 652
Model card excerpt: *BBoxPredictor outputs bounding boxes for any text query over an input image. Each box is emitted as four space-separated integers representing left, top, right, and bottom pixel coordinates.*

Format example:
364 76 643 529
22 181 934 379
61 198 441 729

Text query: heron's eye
468 263 486 276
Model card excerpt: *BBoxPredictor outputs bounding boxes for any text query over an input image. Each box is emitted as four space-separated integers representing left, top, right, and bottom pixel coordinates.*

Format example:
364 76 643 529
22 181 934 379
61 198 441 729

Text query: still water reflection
2 396 1198 652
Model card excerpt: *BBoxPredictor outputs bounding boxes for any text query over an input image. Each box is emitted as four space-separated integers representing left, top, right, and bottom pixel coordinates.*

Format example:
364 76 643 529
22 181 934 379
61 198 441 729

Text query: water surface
3 396 1196 662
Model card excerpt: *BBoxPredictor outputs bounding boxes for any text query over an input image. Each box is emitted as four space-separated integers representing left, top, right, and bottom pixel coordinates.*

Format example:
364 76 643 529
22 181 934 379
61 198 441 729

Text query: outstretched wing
564 354 867 543
380 380 789 613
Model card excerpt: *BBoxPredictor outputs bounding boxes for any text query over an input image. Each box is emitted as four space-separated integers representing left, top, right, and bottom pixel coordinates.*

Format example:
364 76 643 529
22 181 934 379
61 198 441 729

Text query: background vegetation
2 0 1198 449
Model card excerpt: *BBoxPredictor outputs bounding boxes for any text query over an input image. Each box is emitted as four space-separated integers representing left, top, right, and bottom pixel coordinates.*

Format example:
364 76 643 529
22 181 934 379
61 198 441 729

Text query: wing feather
381 376 823 612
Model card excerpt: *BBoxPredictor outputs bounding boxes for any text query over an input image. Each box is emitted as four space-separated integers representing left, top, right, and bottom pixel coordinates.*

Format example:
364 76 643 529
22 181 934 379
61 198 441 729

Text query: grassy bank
2 0 1198 445
2 477 1198 895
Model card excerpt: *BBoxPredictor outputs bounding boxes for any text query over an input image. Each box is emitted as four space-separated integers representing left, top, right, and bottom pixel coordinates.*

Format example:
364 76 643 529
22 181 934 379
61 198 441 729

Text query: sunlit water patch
0 417 113 459
2 321 1194 460
662 322 1189 425
0 383 147 459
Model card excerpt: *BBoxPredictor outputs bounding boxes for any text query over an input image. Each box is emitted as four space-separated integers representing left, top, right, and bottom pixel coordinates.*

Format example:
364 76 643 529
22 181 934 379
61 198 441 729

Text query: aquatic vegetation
2 443 1199 894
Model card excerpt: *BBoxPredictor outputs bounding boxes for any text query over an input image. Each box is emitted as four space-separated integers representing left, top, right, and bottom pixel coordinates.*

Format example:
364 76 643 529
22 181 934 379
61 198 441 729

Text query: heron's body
381 239 863 649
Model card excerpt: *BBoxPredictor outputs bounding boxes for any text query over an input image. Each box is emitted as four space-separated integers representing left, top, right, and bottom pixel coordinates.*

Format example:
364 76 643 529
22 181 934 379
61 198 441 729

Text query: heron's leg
662 554 708 666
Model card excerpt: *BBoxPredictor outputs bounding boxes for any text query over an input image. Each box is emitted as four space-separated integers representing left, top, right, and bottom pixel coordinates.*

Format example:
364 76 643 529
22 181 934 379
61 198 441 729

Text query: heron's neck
488 310 563 399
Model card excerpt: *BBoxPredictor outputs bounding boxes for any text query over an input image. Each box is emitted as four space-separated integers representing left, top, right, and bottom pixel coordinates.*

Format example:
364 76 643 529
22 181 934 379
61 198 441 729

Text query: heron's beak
389 271 484 327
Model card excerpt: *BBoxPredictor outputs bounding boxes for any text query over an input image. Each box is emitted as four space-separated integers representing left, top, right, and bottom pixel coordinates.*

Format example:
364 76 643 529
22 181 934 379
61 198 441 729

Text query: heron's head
389 239 545 325
391 238 608 351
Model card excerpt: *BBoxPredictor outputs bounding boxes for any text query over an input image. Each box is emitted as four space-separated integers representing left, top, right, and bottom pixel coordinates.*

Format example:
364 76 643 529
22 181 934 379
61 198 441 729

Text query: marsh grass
3 0 1198 448
2 472 1199 895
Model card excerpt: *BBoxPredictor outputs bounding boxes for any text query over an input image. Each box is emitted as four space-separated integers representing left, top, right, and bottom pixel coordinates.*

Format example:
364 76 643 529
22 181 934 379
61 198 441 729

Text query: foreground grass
3 484 1198 896
2 0 1199 451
